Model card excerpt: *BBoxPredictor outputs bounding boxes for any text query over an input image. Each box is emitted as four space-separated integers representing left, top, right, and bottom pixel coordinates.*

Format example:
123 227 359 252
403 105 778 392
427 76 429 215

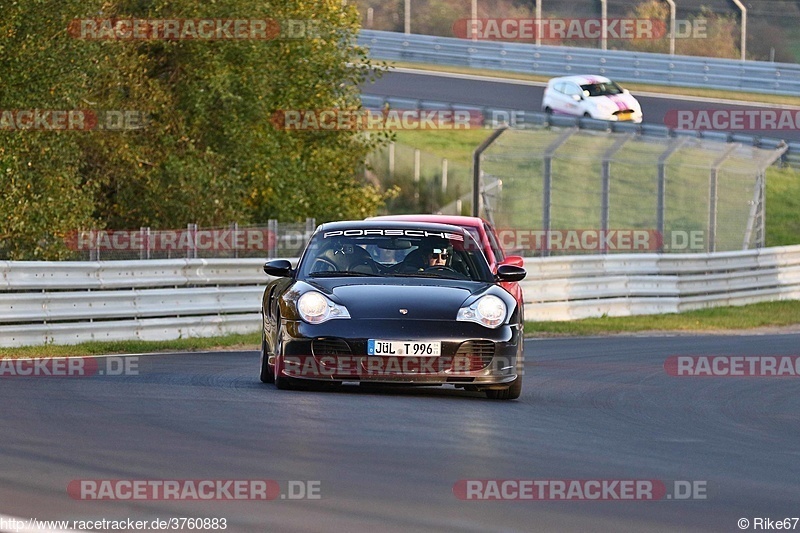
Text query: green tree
0 1 101 259
1 0 388 259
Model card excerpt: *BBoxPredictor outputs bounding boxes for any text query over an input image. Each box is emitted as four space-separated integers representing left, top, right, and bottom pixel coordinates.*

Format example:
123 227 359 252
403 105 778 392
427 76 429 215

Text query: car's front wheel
259 326 274 384
486 348 523 400
272 329 300 391
485 375 522 400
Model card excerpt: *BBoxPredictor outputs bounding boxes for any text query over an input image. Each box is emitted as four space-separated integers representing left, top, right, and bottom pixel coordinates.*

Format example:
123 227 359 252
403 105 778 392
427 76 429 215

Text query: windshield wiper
387 272 468 280
308 271 380 277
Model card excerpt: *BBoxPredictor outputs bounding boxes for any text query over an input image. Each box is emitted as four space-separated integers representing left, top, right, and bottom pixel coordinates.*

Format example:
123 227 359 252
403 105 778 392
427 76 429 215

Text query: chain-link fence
468 126 784 255
67 219 316 261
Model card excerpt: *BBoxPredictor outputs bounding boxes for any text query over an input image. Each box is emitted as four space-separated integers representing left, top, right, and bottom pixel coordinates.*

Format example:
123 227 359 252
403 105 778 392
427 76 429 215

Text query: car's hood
303 278 486 320
592 93 639 111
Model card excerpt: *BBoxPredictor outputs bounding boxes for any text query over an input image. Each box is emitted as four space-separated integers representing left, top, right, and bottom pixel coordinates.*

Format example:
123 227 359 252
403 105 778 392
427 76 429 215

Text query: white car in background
542 75 643 123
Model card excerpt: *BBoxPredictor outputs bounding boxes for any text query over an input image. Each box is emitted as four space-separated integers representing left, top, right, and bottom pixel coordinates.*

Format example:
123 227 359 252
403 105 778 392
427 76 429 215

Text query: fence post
472 126 508 218
708 144 740 252
140 227 149 260
541 128 576 257
267 219 278 259
757 171 766 248
389 142 395 178
187 223 198 259
600 0 608 50
414 148 421 203
231 222 239 259
743 174 764 250
601 134 633 253
90 230 98 262
656 137 688 252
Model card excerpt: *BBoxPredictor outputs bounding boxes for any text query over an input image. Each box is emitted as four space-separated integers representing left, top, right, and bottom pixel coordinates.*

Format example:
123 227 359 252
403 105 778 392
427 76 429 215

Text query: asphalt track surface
2 333 799 532
361 69 800 142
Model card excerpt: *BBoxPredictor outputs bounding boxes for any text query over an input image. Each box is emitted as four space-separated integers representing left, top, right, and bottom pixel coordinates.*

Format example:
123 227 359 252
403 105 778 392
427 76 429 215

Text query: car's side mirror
622 88 630 94
264 259 293 278
496 264 526 282
572 93 582 102
499 255 524 269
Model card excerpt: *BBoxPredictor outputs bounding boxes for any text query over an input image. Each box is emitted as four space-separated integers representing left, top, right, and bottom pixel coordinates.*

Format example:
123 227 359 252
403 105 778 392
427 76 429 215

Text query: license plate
368 339 441 356
617 112 633 121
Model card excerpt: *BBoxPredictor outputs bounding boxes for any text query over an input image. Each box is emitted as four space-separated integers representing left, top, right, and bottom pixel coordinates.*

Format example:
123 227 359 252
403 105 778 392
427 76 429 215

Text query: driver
399 239 454 273
427 247 450 268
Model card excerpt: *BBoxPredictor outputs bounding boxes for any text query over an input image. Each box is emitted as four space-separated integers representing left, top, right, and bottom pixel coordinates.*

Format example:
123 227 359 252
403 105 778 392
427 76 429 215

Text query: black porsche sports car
259 220 527 400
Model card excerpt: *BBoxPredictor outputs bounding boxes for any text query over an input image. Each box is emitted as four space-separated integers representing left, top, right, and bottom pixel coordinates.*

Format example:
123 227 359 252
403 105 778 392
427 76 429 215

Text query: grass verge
0 332 261 359
766 166 800 247
526 301 800 336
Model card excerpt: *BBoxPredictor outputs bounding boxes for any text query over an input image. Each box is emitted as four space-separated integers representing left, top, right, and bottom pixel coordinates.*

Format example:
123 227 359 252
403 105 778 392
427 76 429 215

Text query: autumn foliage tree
613 1 740 58
0 0 387 259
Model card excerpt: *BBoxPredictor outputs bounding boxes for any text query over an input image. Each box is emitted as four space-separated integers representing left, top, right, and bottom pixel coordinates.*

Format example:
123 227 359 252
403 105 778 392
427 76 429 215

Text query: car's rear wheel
544 106 553 115
583 112 592 118
259 326 274 384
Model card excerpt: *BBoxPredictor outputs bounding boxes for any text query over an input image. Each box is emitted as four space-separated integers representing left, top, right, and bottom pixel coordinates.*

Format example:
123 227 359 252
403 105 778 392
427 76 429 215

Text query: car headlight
457 295 507 328
297 291 351 324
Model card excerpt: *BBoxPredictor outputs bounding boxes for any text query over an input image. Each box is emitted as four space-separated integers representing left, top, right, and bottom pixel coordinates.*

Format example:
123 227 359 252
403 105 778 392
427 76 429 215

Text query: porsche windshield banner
321 229 464 241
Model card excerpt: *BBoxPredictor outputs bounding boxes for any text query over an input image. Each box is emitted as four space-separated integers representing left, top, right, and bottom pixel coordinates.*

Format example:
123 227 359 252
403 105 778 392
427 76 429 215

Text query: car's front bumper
275 318 523 388
595 109 643 123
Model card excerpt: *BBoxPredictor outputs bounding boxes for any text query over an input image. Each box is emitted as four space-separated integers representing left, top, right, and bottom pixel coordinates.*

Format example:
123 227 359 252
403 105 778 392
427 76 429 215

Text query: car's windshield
580 81 624 96
296 228 494 282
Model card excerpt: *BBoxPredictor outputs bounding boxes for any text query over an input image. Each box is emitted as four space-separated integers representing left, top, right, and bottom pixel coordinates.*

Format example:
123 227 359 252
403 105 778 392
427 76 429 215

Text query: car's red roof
369 214 485 229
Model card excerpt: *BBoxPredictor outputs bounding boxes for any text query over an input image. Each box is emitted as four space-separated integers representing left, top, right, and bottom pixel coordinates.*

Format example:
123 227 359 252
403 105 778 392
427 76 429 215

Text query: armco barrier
520 245 800 320
0 258 269 348
359 30 800 97
1 248 799 347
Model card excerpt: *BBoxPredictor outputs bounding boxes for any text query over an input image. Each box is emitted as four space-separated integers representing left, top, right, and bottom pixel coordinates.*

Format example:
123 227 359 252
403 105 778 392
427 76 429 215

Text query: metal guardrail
520 245 800 321
0 258 271 347
358 30 800 97
2 247 800 346
0 259 267 289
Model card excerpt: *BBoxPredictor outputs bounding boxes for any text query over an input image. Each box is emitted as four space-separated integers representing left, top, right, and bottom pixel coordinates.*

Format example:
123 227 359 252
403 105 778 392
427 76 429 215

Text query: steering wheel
311 257 339 272
424 266 459 274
